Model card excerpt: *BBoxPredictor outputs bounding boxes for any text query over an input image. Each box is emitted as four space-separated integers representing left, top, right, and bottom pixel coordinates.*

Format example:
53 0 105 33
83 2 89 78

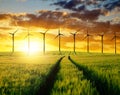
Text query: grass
69 54 120 95
51 56 99 95
0 54 61 95
0 52 120 95
37 56 64 95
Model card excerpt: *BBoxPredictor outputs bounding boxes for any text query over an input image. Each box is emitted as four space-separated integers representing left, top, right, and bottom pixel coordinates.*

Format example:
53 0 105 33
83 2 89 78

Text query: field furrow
37 56 64 95
0 55 61 95
69 55 120 95
51 56 99 95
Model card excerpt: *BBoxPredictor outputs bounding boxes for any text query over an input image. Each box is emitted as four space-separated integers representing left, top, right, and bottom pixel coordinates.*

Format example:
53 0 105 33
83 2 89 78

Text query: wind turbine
111 32 119 54
39 29 49 54
83 29 92 53
98 32 105 53
9 29 18 53
70 31 78 54
55 28 63 54
24 28 31 55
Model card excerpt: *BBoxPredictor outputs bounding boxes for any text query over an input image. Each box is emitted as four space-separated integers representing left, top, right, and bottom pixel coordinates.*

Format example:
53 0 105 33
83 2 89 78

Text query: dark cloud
0 14 12 20
111 23 120 33
99 0 120 10
53 0 120 11
10 11 71 29
52 0 120 21
70 9 101 21
92 21 111 34
53 0 85 12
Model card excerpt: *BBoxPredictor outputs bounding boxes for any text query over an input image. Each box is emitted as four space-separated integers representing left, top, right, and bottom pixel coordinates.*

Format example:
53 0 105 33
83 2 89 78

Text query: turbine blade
45 29 49 34
24 35 28 39
75 31 78 34
9 33 13 35
14 29 18 34
111 36 115 41
70 33 74 35
54 35 59 39
83 36 87 40
58 28 60 34
40 32 44 34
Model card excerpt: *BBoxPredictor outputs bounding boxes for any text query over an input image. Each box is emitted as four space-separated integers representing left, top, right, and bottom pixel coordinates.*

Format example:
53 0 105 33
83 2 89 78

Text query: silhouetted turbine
98 33 105 53
24 28 31 54
111 32 119 54
55 28 63 54
70 31 78 54
39 29 49 54
83 29 91 53
9 29 18 53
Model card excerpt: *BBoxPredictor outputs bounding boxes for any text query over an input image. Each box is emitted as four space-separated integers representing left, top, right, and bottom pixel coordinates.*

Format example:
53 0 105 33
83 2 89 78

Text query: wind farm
0 0 120 95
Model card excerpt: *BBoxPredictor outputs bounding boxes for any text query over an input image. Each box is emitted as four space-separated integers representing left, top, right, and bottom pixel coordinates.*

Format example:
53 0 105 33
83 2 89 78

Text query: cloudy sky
0 0 120 53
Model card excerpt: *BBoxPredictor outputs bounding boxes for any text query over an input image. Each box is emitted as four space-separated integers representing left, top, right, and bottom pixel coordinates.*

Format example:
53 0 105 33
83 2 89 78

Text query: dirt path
36 56 64 95
50 56 99 95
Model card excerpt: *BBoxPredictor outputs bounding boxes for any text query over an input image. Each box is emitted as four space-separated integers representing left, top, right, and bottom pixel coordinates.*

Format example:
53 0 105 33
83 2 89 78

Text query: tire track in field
51 56 99 95
36 56 65 95
68 56 120 95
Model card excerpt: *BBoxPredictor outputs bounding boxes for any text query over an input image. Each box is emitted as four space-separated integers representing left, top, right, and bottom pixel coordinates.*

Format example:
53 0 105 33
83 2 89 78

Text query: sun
29 41 41 53
20 40 43 54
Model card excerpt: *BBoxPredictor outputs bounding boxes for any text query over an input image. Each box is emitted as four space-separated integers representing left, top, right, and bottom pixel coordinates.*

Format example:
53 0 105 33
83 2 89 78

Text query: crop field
0 53 61 95
69 53 120 95
51 56 99 95
0 52 120 95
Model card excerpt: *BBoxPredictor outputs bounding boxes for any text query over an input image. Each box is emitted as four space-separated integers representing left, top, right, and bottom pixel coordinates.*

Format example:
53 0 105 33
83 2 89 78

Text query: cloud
0 14 12 20
0 11 119 38
111 23 120 33
53 0 120 11
0 27 12 30
52 0 120 21
71 9 101 21
0 11 108 32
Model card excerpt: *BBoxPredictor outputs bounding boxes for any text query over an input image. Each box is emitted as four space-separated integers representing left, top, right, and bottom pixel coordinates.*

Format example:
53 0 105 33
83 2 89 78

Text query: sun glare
21 41 42 54
29 42 41 53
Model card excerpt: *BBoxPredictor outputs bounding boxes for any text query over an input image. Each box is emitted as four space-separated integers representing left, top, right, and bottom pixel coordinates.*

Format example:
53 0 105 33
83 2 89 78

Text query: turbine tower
39 29 49 54
70 31 78 54
55 28 63 54
9 29 18 53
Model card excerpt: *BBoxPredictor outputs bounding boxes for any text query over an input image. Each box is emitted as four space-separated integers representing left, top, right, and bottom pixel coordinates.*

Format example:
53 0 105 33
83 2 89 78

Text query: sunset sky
0 0 120 53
